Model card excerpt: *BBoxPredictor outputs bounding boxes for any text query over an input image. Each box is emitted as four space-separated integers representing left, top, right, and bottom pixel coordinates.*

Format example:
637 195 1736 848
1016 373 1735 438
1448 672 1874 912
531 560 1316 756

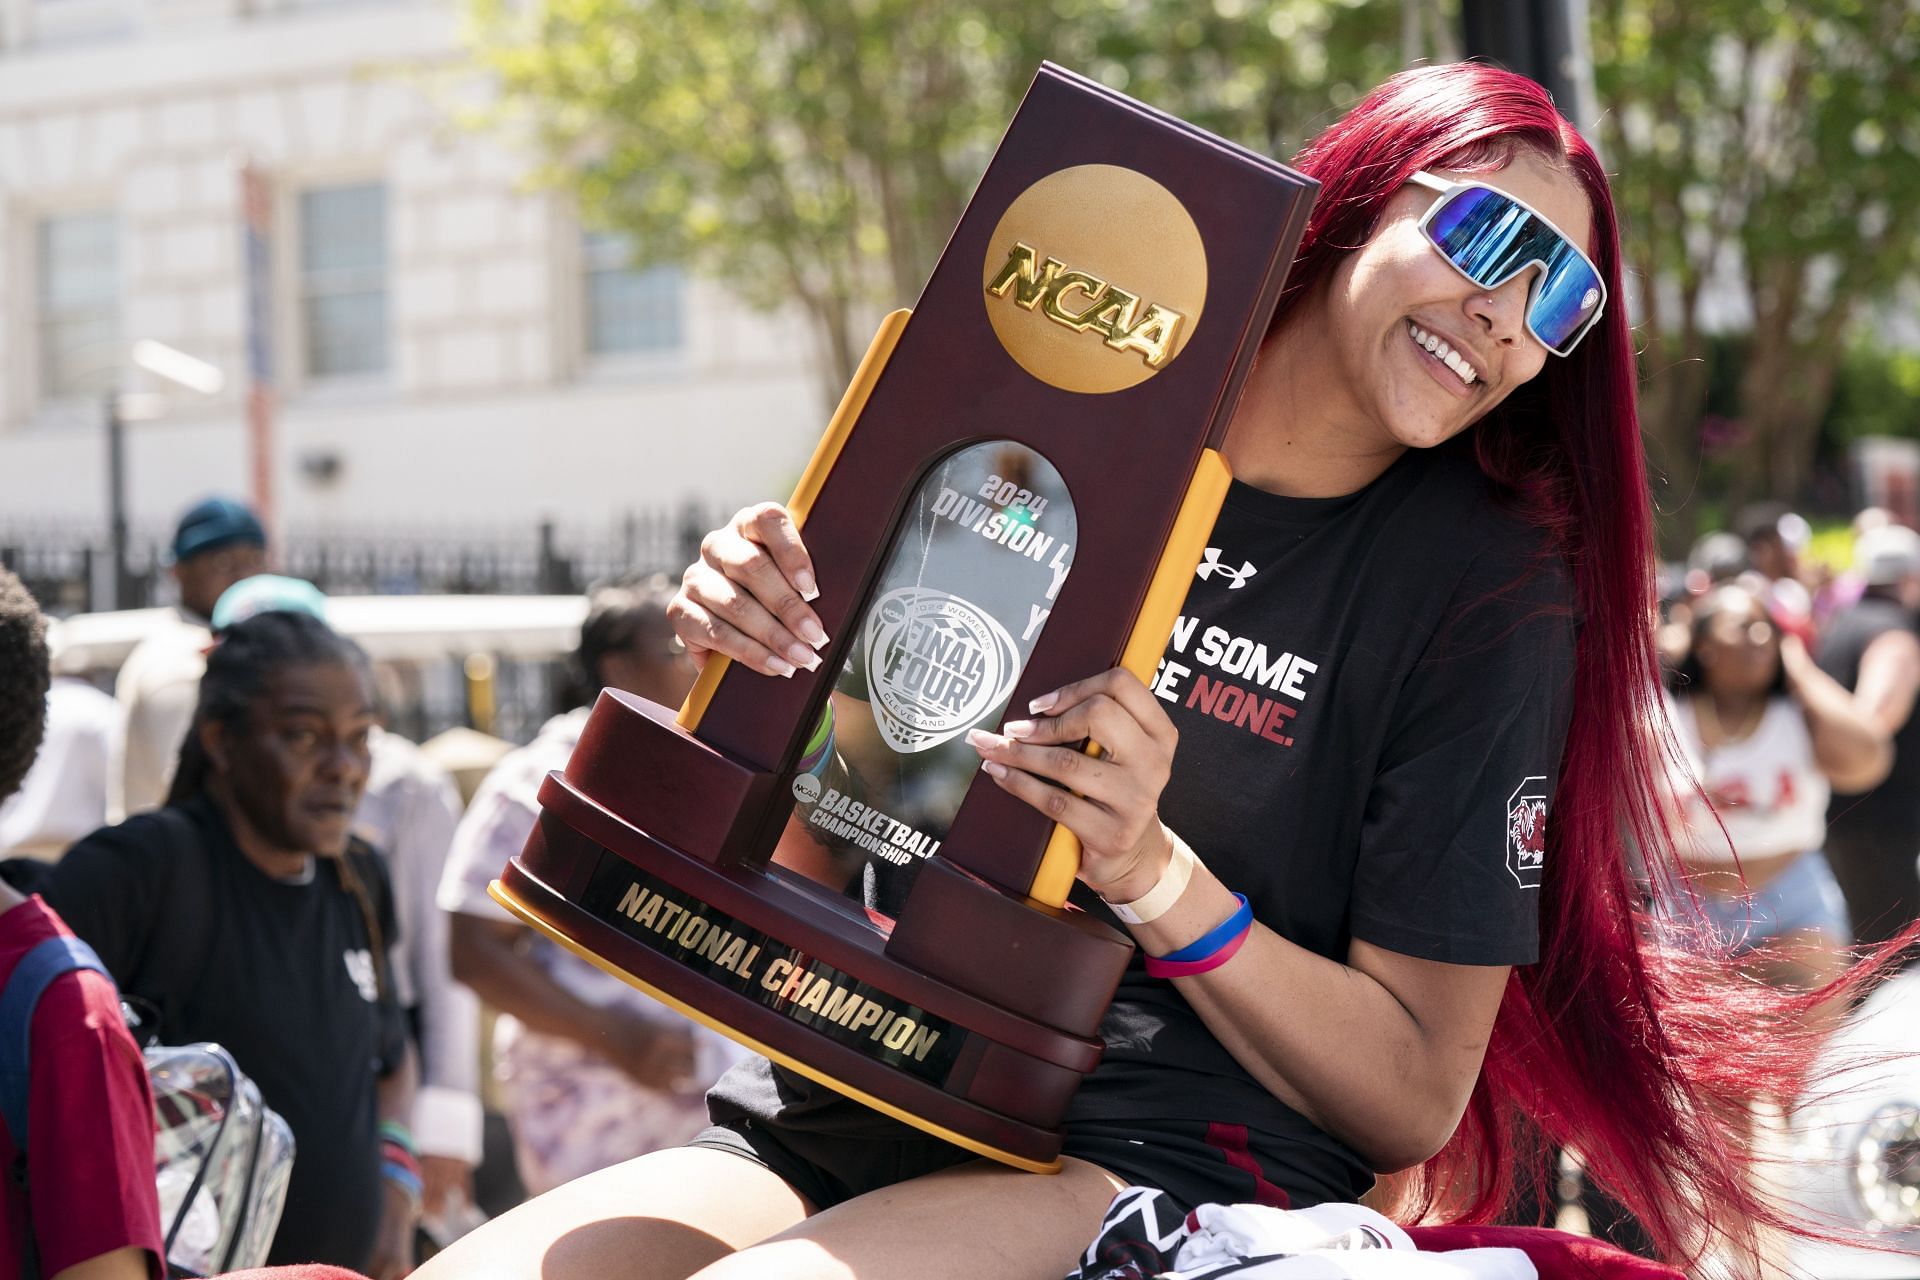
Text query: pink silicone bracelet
1141 921 1251 979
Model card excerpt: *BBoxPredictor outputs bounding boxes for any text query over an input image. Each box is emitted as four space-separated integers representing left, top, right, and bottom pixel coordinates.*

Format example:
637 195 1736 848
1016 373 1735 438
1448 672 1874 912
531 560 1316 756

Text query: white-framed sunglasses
1407 171 1607 357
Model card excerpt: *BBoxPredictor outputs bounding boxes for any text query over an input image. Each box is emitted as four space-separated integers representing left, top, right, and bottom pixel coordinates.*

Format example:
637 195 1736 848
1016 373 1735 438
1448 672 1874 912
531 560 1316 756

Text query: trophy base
493 728 1133 1173
490 873 1065 1174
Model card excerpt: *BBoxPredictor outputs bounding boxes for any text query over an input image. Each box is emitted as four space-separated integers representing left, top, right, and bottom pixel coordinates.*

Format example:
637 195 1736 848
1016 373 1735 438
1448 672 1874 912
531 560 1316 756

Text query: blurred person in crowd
1733 502 1816 642
112 497 268 820
438 577 745 1196
1661 584 1888 1003
1655 573 1696 681
1813 506 1892 628
417 728 514 808
0 567 164 1280
1681 528 1747 597
1818 524 1920 951
0 632 122 861
355 729 481 1228
1661 532 1751 679
211 574 484 1235
44 611 420 1277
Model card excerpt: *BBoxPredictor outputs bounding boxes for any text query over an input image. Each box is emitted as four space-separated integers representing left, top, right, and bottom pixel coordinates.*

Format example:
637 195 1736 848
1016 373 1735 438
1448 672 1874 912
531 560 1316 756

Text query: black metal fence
0 504 717 616
3 506 721 745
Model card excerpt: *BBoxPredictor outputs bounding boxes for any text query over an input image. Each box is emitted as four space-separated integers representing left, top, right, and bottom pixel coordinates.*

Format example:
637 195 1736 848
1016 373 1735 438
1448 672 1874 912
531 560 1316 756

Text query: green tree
461 0 1422 397
1824 333 1920 451
1590 0 1920 547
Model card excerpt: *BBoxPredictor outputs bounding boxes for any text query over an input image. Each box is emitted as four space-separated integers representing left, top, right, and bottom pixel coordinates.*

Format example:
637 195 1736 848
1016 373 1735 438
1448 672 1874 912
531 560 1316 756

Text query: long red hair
1277 63 1850 1266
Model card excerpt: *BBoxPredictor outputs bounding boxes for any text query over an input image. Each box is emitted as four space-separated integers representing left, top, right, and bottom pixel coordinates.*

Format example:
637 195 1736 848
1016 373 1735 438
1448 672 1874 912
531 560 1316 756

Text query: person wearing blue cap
110 497 267 820
169 498 269 621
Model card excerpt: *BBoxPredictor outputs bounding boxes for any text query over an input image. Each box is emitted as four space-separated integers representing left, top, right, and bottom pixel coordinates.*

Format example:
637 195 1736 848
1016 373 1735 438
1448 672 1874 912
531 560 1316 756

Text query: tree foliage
461 0 1920 526
1825 333 1920 450
1590 0 1920 543
461 0 1426 393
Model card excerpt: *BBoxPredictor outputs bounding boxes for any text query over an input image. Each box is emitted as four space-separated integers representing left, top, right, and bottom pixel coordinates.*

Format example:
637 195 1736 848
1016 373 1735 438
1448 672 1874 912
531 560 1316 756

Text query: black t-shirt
712 443 1579 1203
43 793 407 1271
1060 445 1576 1199
1819 595 1920 834
1815 594 1920 947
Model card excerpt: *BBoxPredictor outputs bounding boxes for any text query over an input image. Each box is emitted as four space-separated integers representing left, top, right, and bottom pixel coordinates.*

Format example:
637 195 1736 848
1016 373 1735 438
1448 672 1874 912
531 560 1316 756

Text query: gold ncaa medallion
983 164 1207 394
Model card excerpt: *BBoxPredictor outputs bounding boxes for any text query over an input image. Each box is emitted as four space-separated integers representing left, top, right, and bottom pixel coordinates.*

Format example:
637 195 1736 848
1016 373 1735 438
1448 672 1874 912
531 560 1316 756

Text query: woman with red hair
423 62 1820 1279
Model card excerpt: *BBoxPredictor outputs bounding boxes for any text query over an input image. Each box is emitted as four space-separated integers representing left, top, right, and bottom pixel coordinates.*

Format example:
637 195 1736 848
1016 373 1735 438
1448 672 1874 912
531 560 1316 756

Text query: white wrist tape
1101 836 1197 925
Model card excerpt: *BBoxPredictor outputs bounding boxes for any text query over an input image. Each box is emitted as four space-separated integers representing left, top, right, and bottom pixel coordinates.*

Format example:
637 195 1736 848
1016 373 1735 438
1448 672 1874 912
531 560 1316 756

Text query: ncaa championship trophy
491 63 1317 1172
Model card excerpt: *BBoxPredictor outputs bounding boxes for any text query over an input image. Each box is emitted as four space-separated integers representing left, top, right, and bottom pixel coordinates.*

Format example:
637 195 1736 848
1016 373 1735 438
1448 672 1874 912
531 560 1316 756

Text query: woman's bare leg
415 1147 813 1280
688 1157 1126 1280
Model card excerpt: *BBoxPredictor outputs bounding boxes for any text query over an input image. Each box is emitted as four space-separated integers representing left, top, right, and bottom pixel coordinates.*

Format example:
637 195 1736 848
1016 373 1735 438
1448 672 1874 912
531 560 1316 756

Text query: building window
36 212 120 401
298 183 388 379
582 229 683 357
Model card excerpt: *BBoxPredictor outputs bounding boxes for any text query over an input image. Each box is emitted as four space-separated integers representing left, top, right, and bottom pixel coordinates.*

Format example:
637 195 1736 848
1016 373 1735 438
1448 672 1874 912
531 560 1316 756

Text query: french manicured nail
1002 719 1036 739
786 643 820 671
1029 691 1059 714
980 759 1008 778
767 655 797 678
966 728 996 752
795 570 819 601
799 618 829 648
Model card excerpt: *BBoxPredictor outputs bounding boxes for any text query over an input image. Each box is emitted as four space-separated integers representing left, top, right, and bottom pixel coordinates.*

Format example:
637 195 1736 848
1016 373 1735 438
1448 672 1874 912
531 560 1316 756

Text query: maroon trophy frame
492 63 1316 1171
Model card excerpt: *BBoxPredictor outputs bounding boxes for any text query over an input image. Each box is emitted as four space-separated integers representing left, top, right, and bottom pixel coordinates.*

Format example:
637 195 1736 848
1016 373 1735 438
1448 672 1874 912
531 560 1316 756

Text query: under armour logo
1195 547 1257 589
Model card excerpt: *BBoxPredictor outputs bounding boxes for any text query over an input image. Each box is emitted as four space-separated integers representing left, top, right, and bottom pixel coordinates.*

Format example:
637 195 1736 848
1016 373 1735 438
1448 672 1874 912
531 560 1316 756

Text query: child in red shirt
0 565 163 1280
0 887 165 1280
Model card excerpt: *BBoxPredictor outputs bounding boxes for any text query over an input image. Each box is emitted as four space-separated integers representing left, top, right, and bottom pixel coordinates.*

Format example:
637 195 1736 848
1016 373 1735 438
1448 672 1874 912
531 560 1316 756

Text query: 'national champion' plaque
490 63 1317 1171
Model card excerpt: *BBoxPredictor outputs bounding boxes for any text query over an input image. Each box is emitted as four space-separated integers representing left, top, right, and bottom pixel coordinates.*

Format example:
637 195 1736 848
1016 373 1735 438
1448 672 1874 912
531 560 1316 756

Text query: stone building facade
0 0 826 546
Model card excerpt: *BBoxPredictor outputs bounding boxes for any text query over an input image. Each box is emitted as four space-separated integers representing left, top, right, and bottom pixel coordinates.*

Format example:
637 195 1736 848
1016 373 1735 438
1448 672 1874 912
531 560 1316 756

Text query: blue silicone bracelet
382 1162 423 1201
1155 893 1252 963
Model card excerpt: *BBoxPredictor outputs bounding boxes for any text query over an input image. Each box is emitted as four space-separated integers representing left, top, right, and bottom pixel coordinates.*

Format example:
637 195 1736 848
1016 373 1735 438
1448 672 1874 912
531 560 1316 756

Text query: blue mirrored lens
1426 186 1603 353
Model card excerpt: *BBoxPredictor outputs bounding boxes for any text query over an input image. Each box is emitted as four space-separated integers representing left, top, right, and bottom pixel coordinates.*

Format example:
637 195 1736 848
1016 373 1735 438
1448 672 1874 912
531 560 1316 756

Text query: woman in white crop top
1665 583 1891 994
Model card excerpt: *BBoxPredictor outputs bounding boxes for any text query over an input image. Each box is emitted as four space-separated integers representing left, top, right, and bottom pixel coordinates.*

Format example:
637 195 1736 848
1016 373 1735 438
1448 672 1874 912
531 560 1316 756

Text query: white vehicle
48 593 588 670
42 592 592 763
1784 966 1920 1278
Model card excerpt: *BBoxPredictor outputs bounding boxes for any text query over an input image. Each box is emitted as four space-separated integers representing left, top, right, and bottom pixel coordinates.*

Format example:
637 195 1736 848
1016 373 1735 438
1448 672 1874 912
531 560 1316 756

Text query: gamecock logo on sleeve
1506 777 1547 890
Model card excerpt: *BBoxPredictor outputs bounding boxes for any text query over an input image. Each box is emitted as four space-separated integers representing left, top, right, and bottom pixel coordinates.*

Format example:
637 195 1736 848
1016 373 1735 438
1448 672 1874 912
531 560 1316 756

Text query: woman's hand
668 503 830 678
966 668 1179 895
1778 629 1820 693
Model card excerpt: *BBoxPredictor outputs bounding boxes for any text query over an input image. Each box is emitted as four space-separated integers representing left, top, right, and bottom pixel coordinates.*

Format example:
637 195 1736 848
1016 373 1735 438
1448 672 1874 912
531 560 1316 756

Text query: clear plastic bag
146 1042 295 1277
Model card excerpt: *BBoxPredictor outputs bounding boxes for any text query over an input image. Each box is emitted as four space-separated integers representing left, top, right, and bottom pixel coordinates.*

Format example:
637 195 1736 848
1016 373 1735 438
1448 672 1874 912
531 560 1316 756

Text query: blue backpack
0 934 117 1280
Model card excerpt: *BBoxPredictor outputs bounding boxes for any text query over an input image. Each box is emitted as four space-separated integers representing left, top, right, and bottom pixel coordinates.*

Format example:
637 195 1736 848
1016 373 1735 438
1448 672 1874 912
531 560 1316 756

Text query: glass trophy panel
777 440 1076 905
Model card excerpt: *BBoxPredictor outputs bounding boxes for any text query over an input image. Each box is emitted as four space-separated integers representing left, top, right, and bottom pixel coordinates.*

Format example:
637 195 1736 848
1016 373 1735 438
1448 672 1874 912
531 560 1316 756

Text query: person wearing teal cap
210 574 330 632
211 573 486 1231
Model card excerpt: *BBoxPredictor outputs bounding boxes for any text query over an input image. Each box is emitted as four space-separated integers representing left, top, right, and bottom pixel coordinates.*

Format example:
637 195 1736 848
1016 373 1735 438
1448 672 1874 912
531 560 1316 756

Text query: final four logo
863 587 1020 753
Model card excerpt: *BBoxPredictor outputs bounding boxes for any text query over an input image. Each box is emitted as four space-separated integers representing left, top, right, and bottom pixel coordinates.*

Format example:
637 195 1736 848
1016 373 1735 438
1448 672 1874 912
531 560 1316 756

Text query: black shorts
689 1109 1308 1215
695 1044 1372 1215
